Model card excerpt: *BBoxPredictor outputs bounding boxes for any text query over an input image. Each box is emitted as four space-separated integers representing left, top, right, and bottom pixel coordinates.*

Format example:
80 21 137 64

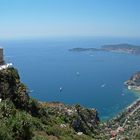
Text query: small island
69 43 140 55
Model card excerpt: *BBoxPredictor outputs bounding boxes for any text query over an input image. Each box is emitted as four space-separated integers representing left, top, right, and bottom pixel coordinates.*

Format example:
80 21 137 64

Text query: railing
0 63 13 70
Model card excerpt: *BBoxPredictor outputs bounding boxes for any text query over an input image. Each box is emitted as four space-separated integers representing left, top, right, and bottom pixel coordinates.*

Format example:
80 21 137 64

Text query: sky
0 0 140 39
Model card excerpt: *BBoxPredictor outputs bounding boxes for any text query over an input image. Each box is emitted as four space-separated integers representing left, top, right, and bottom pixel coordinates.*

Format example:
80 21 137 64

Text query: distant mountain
69 47 99 52
69 43 140 55
101 44 140 54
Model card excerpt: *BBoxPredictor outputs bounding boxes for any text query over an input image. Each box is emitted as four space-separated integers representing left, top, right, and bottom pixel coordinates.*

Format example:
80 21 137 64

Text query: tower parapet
0 48 4 64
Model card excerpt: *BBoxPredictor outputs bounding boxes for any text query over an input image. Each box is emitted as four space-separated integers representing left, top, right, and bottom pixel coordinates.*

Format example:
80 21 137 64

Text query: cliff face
71 105 99 135
130 71 140 84
41 103 100 136
0 67 29 109
0 48 4 64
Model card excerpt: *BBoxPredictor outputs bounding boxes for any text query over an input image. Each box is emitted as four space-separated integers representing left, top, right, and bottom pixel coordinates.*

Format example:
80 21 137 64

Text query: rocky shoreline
125 71 140 92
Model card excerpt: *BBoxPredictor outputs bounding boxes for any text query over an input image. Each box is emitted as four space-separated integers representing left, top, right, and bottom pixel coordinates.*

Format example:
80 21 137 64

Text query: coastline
0 64 140 139
115 97 140 120
101 96 140 121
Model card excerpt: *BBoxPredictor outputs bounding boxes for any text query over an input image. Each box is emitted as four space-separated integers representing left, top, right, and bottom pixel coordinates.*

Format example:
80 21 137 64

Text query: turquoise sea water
1 37 140 119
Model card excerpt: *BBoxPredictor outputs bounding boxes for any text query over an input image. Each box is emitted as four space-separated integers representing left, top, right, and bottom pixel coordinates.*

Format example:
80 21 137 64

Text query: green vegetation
0 67 140 140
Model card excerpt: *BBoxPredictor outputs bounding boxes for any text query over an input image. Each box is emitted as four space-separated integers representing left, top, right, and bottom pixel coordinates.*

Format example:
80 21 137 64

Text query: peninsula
69 48 99 52
125 71 140 91
69 43 140 55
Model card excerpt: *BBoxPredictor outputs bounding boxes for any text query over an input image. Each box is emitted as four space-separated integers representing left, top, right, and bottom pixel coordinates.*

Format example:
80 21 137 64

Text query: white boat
59 87 63 92
128 86 131 90
29 90 34 93
101 84 106 88
76 72 80 76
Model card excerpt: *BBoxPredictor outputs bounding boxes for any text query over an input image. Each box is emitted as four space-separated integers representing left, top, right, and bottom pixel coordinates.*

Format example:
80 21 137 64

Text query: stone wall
0 48 4 64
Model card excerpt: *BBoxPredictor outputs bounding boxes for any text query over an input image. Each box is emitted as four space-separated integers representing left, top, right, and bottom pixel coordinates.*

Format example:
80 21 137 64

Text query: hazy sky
0 0 140 39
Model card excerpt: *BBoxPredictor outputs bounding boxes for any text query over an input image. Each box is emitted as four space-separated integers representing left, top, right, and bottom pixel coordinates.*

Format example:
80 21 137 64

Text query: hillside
69 44 140 55
0 67 140 140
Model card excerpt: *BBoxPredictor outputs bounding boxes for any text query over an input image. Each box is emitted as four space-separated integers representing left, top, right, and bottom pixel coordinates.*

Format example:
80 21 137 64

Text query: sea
1 37 140 120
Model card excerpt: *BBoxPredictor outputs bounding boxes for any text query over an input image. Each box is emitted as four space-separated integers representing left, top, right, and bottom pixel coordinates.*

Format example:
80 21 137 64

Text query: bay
1 37 140 119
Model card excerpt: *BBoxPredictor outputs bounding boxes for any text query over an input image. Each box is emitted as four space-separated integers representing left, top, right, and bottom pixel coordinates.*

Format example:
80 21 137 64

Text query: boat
76 72 80 76
59 87 63 92
128 86 132 90
101 84 106 88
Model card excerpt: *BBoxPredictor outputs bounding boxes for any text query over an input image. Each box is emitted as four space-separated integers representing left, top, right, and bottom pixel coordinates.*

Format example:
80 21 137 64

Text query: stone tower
0 48 4 64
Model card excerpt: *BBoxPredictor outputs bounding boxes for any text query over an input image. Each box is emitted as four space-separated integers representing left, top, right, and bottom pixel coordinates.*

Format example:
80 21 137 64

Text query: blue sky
0 0 140 39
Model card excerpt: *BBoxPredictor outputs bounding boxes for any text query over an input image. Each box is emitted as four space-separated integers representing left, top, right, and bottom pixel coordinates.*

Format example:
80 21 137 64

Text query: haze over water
1 37 140 119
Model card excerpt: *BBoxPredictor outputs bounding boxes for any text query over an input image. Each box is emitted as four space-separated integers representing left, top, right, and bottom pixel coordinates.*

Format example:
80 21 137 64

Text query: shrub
0 123 13 140
7 111 34 140
27 98 41 116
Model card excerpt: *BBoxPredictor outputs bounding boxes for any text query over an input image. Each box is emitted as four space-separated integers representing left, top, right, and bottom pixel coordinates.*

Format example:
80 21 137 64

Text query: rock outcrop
125 71 140 91
0 67 29 109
